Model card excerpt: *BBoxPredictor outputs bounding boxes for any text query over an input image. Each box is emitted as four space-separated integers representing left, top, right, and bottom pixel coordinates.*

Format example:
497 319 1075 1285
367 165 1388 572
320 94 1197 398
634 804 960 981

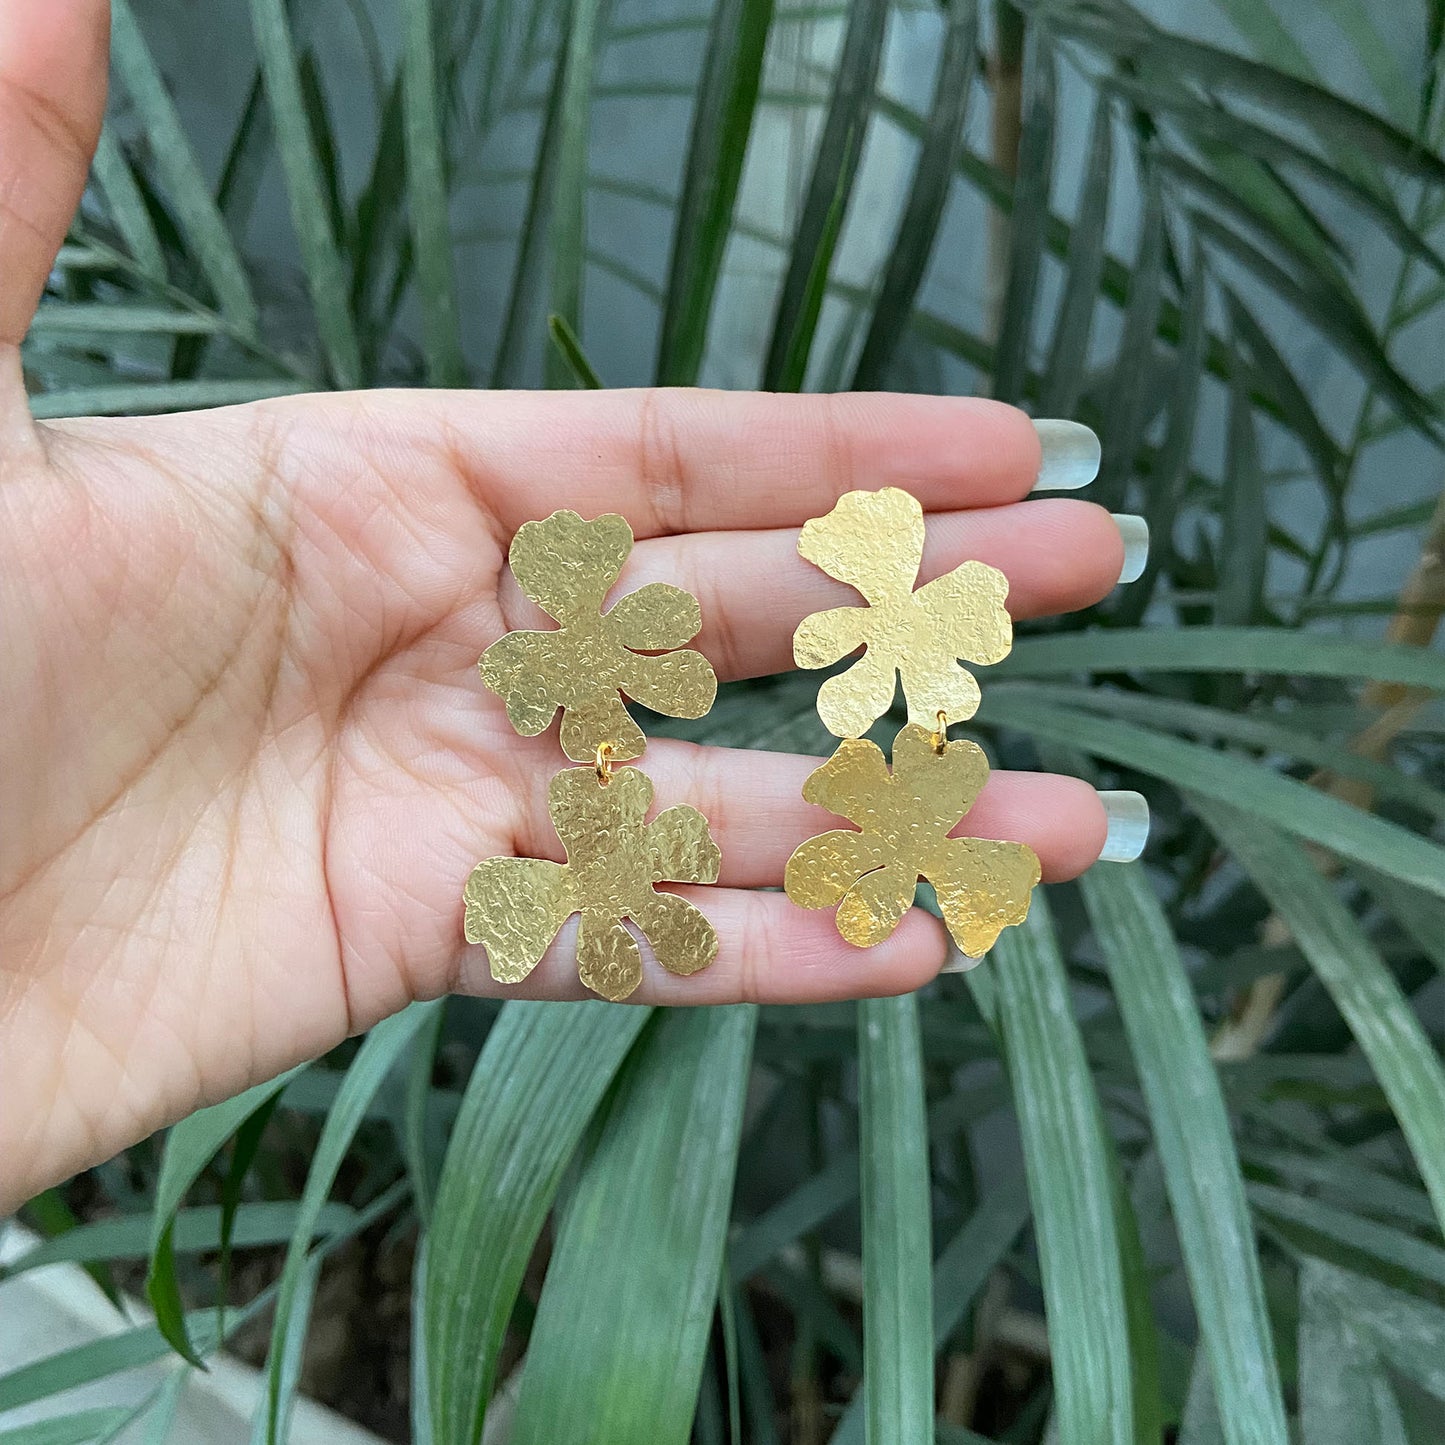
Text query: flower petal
547 762 654 864
925 836 1041 958
913 560 1013 665
835 859 918 948
898 652 982 728
478 629 564 735
623 648 718 721
784 828 891 908
793 605 868 670
890 726 991 825
559 691 647 763
797 487 925 604
607 581 702 650
816 647 897 739
630 889 718 978
509 510 633 621
577 909 644 1001
647 803 722 884
463 857 576 983
800 735 892 822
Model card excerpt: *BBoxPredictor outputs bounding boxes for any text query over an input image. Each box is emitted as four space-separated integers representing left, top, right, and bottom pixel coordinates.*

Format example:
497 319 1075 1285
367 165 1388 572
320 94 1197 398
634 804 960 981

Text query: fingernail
939 947 984 975
1112 513 1149 584
1031 419 1101 491
1099 790 1150 862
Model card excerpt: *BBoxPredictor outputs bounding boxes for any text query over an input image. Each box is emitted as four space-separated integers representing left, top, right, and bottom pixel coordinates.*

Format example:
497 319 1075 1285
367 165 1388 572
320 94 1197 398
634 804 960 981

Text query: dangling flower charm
793 487 1012 738
785 722 1039 958
479 509 717 762
464 756 721 1001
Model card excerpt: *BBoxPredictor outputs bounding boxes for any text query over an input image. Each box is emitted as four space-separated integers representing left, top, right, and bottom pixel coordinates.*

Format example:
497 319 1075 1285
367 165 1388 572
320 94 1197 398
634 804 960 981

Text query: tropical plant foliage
6 0 1445 1441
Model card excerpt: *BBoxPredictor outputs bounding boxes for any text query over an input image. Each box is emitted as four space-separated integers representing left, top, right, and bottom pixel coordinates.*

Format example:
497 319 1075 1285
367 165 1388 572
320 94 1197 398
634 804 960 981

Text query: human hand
0 1 1140 1208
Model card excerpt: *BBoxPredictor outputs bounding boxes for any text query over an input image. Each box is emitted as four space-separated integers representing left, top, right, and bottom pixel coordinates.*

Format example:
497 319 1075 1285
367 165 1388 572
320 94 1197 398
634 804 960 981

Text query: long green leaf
146 1065 306 1363
492 25 570 387
1194 211 1441 440
546 0 605 389
1196 803 1445 1233
1298 1259 1411 1445
1304 1260 1445 1397
249 1255 320 1444
762 0 889 389
6 1202 350 1278
0 1185 400 1414
1095 168 1166 509
29 306 222 336
728 1150 859 1283
108 0 259 331
857 995 933 1444
510 1005 757 1445
28 379 306 419
1121 248 1209 622
1250 1183 1445 1286
1081 863 1288 1445
979 694 1445 901
832 1181 1030 1445
1056 9 1445 185
90 128 165 282
1039 93 1113 414
991 894 1135 1441
424 1000 650 1445
0 1409 134 1445
248 0 362 387
991 681 1445 822
655 0 776 385
1217 344 1267 626
996 627 1445 691
260 1005 440 1443
992 26 1055 405
547 312 604 387
1113 78 1445 277
403 0 466 386
851 0 977 389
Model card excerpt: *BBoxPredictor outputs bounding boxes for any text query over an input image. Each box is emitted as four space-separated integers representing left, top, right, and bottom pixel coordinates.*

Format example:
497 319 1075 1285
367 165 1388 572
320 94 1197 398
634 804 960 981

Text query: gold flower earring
463 510 722 1002
784 488 1040 964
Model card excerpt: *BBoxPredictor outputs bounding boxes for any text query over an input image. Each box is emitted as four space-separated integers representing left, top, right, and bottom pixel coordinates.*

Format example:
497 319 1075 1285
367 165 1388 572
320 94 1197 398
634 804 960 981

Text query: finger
597 498 1127 682
0 0 109 348
455 888 949 1005
508 741 1110 888
340 388 1060 537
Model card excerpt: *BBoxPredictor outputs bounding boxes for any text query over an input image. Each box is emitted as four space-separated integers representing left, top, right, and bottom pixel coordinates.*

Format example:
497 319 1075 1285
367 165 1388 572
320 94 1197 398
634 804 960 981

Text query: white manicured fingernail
1031 419 1101 491
1112 513 1149 584
1099 790 1150 861
938 947 985 975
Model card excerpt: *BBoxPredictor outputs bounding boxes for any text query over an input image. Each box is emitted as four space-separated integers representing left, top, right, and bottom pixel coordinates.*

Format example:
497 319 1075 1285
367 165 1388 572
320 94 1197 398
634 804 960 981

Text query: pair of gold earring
463 489 1040 1002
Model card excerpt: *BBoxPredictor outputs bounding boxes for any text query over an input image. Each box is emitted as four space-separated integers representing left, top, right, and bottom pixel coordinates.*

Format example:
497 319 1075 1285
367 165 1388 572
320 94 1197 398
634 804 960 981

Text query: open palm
0 2 1128 1207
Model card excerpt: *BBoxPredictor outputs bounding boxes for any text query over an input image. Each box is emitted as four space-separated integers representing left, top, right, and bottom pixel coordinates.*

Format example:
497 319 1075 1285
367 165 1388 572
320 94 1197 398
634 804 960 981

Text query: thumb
0 0 109 350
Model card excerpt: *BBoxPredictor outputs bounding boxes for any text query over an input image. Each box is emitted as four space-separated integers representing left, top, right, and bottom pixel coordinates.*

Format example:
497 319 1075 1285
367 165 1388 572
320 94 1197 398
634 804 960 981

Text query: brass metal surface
785 723 1040 957
792 487 1013 738
480 509 717 762
463 762 722 1001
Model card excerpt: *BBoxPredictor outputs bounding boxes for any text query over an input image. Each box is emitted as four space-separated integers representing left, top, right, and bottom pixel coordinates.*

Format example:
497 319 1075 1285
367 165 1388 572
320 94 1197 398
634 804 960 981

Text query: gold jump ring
595 741 615 784
932 709 948 754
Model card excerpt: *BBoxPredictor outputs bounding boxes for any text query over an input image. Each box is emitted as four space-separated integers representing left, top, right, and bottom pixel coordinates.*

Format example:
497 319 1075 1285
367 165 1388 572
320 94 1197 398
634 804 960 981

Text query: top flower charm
463 761 721 1001
792 487 1013 738
480 510 717 762
784 723 1040 959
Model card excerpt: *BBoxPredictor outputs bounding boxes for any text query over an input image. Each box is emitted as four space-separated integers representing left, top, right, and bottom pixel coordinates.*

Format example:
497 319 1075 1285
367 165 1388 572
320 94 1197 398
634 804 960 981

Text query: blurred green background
4 0 1445 1441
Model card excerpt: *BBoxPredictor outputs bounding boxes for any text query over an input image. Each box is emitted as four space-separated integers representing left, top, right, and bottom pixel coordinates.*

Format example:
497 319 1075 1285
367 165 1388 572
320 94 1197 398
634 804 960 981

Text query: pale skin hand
0 2 1125 1210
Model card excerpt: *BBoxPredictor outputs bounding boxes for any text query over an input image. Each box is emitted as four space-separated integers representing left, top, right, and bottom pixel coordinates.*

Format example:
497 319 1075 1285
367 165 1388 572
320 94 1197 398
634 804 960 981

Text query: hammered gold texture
463 762 722 1001
792 487 1013 738
784 724 1040 956
479 509 718 762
